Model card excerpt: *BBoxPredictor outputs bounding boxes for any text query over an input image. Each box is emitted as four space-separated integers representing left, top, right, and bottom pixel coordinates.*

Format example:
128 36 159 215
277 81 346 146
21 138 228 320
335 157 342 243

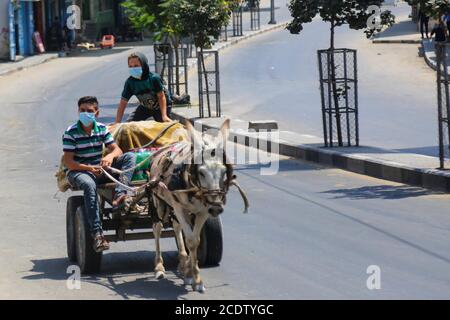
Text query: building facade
0 0 131 61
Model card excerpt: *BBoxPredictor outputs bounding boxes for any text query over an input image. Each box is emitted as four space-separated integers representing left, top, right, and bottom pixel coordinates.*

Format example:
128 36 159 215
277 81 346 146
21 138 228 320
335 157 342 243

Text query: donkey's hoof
155 271 165 280
184 277 193 286
193 283 206 293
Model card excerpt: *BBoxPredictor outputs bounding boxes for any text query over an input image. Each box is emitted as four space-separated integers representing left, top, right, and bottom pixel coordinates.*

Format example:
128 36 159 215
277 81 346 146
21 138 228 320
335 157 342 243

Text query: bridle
157 140 249 213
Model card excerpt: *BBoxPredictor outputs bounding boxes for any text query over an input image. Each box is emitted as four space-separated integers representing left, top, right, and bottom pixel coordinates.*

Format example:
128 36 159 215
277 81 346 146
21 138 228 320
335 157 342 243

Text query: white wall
0 0 10 59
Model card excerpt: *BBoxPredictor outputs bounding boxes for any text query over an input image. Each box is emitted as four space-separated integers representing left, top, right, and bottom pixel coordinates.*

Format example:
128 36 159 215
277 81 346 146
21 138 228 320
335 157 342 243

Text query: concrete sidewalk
421 39 450 73
172 106 450 192
372 3 421 44
0 53 59 76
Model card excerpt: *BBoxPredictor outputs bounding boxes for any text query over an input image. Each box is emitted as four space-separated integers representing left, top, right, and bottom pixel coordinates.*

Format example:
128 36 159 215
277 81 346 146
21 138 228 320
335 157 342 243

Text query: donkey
148 119 249 292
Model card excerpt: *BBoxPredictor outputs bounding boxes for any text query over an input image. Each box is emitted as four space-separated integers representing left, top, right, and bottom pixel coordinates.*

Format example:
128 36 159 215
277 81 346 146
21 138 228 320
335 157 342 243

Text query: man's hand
89 165 103 177
101 154 115 168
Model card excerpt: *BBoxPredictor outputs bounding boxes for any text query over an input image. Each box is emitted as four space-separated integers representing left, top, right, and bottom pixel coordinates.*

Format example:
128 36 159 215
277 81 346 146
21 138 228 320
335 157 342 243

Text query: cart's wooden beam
104 230 175 242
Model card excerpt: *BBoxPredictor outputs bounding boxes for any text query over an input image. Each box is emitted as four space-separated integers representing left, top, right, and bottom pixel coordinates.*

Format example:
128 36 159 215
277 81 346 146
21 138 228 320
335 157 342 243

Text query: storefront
0 0 9 60
7 0 37 61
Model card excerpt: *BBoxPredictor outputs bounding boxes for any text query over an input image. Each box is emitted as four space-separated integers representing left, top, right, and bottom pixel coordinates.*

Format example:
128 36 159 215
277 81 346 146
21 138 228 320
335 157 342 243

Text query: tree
227 0 244 12
406 0 450 18
178 0 230 116
122 0 186 95
287 0 395 146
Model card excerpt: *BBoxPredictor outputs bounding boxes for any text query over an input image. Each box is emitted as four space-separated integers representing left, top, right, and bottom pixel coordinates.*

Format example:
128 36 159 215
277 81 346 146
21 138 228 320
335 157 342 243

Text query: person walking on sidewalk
444 12 450 38
419 9 430 39
114 52 172 124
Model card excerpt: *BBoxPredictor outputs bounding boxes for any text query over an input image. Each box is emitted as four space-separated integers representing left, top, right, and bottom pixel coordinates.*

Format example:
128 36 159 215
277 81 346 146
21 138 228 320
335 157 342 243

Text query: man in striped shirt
63 96 136 252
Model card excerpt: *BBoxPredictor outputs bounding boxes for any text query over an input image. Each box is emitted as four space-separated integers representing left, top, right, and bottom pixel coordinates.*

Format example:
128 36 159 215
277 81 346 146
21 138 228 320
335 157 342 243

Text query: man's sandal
93 233 110 253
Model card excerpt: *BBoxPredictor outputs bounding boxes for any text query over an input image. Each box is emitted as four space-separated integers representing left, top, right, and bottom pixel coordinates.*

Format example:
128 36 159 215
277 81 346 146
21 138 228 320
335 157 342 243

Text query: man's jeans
67 153 136 236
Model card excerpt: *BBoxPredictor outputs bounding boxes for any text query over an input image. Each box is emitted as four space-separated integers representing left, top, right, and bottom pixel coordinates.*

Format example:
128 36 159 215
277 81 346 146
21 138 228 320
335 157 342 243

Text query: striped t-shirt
62 121 115 168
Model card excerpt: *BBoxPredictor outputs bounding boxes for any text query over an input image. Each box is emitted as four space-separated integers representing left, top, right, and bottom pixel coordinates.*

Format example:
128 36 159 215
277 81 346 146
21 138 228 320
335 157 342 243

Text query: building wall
0 0 10 59
94 0 115 38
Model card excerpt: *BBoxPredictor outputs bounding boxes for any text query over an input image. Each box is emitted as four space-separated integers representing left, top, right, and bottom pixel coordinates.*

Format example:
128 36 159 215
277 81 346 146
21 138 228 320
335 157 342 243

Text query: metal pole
269 0 276 24
437 44 445 168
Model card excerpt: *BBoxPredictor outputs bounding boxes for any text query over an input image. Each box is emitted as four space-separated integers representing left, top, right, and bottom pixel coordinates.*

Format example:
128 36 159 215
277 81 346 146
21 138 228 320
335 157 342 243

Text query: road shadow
22 250 193 299
395 146 439 158
63 48 130 58
321 185 439 200
374 20 418 38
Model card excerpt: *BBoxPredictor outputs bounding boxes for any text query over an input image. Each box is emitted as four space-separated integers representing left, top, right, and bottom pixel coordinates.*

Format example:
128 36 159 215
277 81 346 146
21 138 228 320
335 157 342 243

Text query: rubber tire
66 196 83 262
202 216 223 267
74 205 102 274
177 216 223 267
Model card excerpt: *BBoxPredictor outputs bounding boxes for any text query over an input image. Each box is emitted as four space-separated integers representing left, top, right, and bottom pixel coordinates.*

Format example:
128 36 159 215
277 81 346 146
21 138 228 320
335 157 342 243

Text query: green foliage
227 0 244 12
405 0 450 18
121 0 159 32
287 0 396 46
178 0 231 49
122 0 230 49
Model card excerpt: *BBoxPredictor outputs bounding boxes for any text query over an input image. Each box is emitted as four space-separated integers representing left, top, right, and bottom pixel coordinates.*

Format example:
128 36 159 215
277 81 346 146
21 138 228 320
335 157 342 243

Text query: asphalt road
217 3 440 156
1 1 450 300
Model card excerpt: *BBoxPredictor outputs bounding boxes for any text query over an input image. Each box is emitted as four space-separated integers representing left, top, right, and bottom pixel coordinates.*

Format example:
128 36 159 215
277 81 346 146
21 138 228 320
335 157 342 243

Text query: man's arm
63 152 102 175
115 98 128 124
157 91 171 122
101 143 123 167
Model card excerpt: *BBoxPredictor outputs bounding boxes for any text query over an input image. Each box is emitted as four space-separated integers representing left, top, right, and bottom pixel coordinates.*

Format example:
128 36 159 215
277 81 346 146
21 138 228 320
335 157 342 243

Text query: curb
372 39 421 44
182 21 289 77
0 54 59 76
214 22 289 52
172 113 450 193
422 40 438 71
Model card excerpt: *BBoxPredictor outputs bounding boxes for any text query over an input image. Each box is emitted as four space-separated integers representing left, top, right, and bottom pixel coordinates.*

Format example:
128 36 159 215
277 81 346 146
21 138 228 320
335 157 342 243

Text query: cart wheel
74 205 102 274
198 216 223 267
66 196 83 262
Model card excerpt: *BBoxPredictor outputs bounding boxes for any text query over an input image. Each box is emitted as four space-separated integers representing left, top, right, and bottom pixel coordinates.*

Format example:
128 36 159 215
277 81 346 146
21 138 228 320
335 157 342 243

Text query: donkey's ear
185 120 203 150
185 119 194 133
219 118 230 142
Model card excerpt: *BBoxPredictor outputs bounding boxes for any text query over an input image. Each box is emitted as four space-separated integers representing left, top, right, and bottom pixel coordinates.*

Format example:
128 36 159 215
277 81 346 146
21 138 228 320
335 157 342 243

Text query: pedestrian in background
419 9 430 39
431 18 448 44
48 17 63 51
443 13 450 42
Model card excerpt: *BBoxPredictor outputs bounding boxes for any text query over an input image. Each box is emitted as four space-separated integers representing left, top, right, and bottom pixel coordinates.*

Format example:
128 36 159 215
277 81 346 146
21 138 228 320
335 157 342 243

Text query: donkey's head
185 119 233 217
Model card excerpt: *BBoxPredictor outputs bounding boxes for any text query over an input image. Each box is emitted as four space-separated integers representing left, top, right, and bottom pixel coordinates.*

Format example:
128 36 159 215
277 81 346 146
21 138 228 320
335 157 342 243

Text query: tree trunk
200 47 212 117
329 21 343 146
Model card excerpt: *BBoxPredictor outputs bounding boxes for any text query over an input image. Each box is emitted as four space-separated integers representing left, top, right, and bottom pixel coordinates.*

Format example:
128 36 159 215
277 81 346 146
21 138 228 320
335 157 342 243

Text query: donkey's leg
185 213 209 293
173 219 189 276
168 202 195 285
153 221 166 279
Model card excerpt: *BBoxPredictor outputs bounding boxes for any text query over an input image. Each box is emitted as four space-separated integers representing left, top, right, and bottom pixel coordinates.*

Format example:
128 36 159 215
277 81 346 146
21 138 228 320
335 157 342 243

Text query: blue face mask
79 112 96 127
129 67 143 79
